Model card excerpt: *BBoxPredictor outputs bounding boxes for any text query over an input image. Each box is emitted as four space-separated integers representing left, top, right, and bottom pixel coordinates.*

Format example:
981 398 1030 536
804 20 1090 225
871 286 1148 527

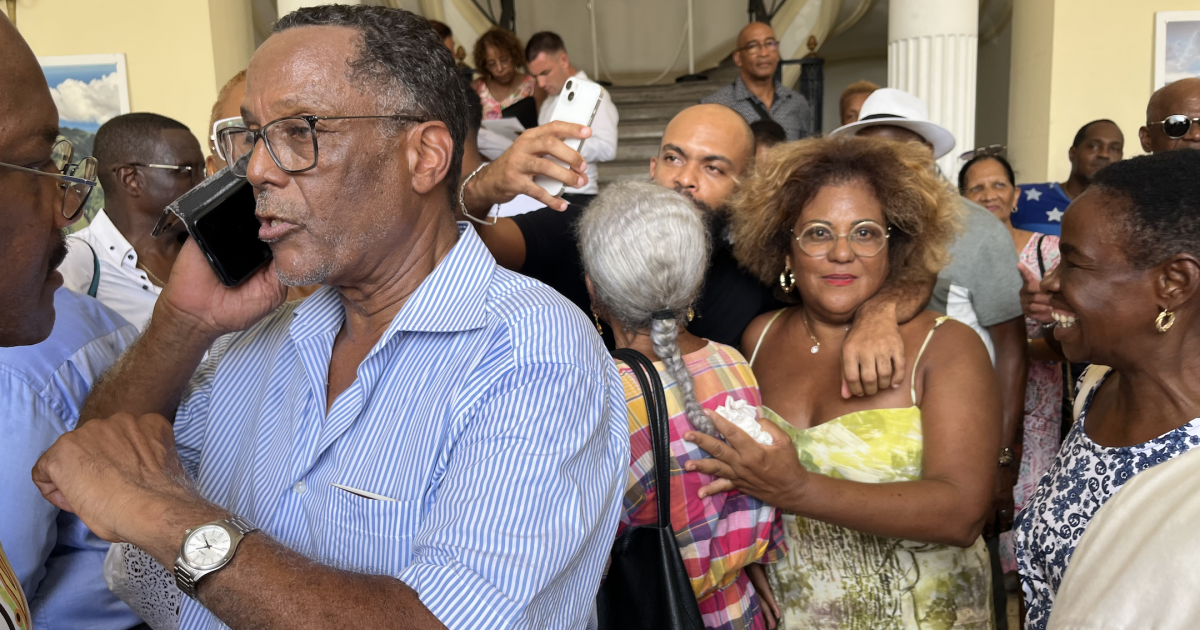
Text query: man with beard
1013 119 1124 237
462 103 931 396
32 6 626 629
0 14 142 630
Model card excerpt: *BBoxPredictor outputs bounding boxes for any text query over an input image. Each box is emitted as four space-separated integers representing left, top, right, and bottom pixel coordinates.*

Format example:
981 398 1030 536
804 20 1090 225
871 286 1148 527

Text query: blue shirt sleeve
397 360 627 630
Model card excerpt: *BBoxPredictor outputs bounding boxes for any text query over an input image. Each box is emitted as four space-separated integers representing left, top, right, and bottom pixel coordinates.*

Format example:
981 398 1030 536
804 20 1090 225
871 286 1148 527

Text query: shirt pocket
318 486 422 576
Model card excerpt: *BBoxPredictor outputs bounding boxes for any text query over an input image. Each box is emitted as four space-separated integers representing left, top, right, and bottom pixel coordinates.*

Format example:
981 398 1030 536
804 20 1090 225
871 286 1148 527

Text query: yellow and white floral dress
0 540 30 630
751 314 993 630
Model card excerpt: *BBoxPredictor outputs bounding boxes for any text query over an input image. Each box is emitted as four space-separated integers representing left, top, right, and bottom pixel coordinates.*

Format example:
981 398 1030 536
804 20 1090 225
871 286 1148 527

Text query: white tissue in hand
715 396 773 445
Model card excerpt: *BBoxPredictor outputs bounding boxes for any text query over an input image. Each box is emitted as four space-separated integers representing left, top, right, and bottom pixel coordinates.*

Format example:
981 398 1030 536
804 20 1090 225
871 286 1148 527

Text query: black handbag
597 348 705 630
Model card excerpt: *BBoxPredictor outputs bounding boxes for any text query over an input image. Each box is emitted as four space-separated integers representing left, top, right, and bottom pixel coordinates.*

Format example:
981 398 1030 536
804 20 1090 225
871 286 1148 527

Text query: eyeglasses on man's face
123 163 204 178
793 220 890 258
217 114 427 178
737 39 780 56
1149 115 1200 139
0 137 99 222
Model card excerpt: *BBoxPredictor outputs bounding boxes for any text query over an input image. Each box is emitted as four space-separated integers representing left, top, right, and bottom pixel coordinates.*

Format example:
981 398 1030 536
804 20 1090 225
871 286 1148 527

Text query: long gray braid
577 180 716 436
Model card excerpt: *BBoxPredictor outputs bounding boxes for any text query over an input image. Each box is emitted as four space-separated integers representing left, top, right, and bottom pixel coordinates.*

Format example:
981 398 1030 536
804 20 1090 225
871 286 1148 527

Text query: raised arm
688 319 999 547
841 273 935 397
78 240 286 425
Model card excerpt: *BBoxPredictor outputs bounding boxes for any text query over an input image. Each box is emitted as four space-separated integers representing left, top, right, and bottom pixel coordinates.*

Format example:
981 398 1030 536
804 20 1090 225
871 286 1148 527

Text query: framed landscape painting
1155 11 1200 90
37 53 131 224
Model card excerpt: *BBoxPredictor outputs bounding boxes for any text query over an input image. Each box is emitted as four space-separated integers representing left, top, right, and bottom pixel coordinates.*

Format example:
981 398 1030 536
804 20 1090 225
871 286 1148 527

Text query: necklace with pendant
800 309 848 354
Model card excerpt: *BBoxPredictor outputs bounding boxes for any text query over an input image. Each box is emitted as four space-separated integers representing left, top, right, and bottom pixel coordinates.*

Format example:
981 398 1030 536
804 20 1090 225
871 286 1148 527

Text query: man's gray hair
577 181 714 435
275 5 468 204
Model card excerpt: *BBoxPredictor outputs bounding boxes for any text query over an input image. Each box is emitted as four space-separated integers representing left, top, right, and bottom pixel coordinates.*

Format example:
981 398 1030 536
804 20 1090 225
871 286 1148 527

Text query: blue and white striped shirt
173 224 629 629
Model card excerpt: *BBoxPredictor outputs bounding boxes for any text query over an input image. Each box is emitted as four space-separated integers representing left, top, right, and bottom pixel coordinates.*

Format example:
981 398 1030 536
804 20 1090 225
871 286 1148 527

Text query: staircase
597 78 729 187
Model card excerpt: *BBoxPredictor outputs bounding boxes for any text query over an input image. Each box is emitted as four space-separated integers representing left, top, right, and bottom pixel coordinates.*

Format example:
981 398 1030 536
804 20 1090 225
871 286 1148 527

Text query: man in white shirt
525 31 618 202
60 113 206 329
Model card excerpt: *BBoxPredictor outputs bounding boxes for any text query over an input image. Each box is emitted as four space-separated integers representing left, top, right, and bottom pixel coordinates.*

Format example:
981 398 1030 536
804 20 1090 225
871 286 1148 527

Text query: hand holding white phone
533 78 605 197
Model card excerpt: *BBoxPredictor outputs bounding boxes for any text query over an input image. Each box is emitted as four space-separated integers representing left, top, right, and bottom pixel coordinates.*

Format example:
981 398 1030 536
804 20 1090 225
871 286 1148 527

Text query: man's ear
1139 126 1154 154
1068 145 1078 167
649 156 658 179
115 164 143 198
406 121 454 196
732 50 744 69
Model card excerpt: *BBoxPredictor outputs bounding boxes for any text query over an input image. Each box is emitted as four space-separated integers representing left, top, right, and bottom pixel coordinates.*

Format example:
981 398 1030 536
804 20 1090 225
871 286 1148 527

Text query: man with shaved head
463 102 932 396
1140 77 1200 153
0 14 141 630
31 6 626 629
700 21 811 141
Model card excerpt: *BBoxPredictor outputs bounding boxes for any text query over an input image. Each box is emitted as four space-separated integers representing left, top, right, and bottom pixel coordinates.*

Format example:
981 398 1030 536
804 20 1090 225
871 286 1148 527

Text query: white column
888 0 978 179
278 0 361 20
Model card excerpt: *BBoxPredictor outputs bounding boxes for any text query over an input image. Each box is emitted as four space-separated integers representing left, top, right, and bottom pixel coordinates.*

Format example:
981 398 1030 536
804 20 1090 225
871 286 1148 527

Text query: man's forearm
861 275 935 325
990 318 1029 449
135 500 444 630
79 307 218 426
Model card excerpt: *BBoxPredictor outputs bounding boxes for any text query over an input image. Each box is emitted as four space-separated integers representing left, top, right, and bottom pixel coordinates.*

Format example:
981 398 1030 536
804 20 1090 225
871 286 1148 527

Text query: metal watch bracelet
174 515 257 599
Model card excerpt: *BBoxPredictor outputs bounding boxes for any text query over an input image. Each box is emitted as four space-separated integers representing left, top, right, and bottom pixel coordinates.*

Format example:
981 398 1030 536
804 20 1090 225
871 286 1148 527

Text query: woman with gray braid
578 181 784 630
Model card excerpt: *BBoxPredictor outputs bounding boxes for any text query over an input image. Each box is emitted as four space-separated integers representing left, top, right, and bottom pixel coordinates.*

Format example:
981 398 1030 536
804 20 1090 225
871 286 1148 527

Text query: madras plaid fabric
617 342 785 630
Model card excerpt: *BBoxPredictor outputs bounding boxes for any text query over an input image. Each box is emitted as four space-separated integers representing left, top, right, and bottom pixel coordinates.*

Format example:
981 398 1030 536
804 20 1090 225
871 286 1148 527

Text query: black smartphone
154 166 273 287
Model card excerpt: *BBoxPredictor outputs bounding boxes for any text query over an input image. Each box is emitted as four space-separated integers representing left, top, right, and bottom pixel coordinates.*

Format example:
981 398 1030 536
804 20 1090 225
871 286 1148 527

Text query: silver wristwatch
174 515 257 599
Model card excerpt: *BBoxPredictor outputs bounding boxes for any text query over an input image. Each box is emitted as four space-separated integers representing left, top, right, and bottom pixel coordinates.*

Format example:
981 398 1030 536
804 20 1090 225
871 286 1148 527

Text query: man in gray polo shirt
700 22 810 141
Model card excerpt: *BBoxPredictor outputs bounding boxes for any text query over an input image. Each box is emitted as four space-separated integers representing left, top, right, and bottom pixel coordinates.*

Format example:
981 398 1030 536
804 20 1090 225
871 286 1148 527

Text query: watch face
183 525 233 569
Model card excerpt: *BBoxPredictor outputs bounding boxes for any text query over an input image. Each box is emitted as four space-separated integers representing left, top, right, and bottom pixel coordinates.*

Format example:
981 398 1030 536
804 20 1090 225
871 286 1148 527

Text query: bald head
650 104 755 215
1 16 77 347
1140 78 1200 153
734 22 780 83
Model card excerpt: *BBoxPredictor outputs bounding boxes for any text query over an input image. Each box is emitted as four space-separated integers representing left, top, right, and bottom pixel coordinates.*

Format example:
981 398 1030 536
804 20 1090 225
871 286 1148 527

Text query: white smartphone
533 77 605 197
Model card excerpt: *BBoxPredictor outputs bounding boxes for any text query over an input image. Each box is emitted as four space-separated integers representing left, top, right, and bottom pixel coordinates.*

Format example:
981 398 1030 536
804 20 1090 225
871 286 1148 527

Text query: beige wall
1009 0 1196 184
2 0 256 149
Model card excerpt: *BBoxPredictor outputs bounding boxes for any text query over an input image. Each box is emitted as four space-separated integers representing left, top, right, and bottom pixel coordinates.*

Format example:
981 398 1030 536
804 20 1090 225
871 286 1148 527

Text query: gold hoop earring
592 311 604 334
778 266 796 294
1156 309 1176 333
687 308 695 322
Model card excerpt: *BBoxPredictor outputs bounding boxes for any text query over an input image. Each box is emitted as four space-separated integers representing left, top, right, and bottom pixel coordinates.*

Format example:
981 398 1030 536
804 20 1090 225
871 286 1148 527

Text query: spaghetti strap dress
748 312 994 630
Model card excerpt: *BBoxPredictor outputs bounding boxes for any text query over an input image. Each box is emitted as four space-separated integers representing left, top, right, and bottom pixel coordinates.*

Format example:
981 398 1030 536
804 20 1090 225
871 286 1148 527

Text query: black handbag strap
612 348 673 530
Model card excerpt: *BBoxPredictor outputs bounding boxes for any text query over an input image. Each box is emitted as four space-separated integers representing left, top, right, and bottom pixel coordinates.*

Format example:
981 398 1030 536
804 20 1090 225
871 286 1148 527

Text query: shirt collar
86 209 138 267
734 75 788 103
290 223 495 343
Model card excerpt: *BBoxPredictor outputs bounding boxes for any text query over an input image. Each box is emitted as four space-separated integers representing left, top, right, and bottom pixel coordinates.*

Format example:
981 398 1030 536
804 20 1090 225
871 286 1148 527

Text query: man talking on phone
31 6 627 629
524 31 618 205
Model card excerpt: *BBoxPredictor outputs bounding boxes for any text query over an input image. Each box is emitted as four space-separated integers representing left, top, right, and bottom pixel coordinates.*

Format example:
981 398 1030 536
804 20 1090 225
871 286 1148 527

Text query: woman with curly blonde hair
684 136 1002 629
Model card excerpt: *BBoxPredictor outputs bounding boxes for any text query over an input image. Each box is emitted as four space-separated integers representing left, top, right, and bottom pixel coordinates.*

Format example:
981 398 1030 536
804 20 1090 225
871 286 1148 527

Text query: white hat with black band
829 88 957 160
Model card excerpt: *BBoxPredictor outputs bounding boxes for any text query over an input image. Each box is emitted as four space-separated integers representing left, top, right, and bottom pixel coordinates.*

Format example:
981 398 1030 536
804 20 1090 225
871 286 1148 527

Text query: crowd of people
2 4 1200 630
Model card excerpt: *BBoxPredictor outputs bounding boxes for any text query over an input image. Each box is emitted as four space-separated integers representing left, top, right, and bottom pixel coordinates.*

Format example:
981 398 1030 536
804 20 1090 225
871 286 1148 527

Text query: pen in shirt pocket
331 483 398 502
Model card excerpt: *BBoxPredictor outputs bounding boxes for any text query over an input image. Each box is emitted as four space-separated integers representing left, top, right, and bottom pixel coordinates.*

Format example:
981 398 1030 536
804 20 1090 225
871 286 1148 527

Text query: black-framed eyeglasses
736 39 780 55
793 220 891 258
0 137 98 221
1149 114 1200 139
217 114 428 178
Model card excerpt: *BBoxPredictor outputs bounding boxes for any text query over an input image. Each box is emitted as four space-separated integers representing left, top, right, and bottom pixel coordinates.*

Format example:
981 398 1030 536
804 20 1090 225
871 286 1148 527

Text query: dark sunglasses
1149 115 1200 139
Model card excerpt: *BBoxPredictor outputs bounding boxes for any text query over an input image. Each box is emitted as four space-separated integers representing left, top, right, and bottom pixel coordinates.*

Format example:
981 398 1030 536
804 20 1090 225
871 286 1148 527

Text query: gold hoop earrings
592 311 604 334
1156 309 1176 333
779 264 796 294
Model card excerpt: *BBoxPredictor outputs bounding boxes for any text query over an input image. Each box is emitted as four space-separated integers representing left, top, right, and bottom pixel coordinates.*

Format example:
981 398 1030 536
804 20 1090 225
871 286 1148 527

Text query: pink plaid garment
616 341 786 630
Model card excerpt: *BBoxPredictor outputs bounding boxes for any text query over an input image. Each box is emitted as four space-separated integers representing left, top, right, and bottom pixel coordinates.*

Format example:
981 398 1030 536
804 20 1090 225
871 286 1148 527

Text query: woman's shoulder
740 308 788 358
908 313 991 367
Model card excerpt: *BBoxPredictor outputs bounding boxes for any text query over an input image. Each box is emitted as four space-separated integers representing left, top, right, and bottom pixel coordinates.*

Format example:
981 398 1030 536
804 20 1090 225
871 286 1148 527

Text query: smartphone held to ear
533 78 605 197
152 165 273 287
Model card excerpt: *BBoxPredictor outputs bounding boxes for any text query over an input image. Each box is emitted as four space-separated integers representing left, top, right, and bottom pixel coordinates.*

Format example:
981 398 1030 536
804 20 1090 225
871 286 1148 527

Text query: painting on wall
37 53 131 224
1156 11 1200 90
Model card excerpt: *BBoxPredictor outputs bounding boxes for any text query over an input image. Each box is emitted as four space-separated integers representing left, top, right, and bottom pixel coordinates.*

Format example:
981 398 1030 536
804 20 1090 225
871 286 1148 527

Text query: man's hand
157 239 288 339
462 121 592 214
682 411 807 507
32 413 221 561
1019 265 1053 325
842 303 907 398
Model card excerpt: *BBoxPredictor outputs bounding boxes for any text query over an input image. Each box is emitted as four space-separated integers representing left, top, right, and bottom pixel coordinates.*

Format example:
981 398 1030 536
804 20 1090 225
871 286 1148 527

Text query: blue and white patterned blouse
1015 367 1200 630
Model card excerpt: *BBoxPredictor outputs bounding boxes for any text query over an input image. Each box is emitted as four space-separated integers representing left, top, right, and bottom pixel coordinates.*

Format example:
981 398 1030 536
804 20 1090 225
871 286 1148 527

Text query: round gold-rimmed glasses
793 220 890 258
0 137 99 221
